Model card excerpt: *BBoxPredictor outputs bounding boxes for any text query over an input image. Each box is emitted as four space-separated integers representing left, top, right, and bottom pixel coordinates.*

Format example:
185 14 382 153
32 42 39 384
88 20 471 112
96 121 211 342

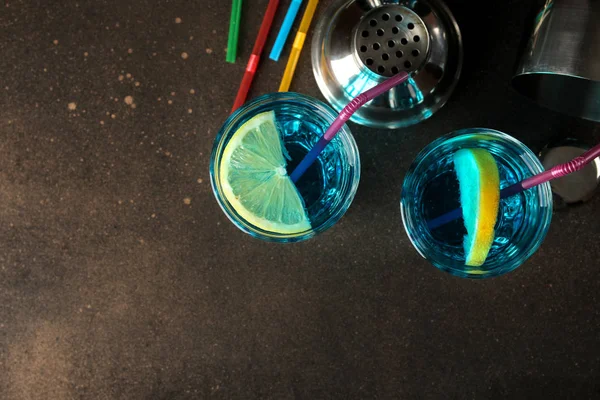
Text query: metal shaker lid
310 0 463 129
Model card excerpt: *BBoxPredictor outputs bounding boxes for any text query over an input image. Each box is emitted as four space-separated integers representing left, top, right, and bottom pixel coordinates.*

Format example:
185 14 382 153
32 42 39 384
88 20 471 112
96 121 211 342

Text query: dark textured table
1 0 600 399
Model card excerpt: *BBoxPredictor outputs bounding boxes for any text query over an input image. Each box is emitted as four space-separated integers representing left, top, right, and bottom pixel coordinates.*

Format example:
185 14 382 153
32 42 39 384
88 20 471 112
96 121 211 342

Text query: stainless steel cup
512 0 600 122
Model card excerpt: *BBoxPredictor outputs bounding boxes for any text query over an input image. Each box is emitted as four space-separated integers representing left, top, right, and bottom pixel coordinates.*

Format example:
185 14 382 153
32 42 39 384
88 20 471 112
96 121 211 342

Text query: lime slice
453 148 500 267
219 111 311 234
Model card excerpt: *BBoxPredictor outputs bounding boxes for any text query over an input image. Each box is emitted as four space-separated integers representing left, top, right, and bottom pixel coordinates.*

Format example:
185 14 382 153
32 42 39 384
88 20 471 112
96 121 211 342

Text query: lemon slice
219 111 311 234
453 148 500 266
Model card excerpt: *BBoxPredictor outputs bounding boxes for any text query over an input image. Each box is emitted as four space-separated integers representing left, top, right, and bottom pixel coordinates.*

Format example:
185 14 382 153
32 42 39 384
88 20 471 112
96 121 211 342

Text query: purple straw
427 143 600 230
290 71 410 183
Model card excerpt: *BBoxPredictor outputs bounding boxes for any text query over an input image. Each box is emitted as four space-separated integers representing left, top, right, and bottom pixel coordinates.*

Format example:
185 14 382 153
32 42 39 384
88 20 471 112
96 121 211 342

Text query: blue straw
269 0 303 61
290 136 328 183
426 208 463 230
426 183 525 230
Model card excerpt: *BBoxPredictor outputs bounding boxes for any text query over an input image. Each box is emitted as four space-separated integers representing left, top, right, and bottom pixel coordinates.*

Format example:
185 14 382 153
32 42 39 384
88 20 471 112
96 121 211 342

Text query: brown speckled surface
1 0 600 399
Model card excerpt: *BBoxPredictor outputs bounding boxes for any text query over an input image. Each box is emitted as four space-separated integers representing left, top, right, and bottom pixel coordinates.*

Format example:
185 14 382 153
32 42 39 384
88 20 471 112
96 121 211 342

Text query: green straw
226 0 242 63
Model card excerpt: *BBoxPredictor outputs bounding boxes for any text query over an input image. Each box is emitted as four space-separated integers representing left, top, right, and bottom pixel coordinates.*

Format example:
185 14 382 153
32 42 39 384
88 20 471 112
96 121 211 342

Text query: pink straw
428 142 600 229
521 143 600 189
290 71 410 182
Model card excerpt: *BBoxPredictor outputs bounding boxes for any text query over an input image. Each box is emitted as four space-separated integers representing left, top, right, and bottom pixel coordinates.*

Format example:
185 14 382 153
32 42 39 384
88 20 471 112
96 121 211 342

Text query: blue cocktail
401 129 553 278
210 93 360 242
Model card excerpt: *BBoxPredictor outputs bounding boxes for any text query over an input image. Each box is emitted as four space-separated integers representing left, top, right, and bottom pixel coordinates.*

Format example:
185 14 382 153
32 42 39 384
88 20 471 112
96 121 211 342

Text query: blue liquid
401 130 552 278
211 92 360 242
275 110 347 226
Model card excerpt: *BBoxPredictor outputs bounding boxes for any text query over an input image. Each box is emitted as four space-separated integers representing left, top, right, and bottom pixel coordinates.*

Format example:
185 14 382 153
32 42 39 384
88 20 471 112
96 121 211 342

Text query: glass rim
400 128 553 278
210 92 361 242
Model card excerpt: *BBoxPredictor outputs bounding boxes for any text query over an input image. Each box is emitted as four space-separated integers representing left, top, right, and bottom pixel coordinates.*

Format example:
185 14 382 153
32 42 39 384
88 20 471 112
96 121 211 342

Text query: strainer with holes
311 0 463 129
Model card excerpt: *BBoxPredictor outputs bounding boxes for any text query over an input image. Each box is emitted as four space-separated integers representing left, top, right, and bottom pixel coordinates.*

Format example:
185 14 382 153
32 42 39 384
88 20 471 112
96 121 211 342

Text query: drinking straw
289 71 410 182
231 0 280 113
226 0 243 63
278 0 319 92
269 0 303 62
427 143 600 230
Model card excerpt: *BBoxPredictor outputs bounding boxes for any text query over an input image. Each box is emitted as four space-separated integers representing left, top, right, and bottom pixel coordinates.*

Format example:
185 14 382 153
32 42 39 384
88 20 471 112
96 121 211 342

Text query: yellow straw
278 0 319 92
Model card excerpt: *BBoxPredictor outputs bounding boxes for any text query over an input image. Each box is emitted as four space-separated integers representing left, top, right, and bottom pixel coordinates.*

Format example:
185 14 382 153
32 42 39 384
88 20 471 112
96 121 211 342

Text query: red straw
231 0 280 113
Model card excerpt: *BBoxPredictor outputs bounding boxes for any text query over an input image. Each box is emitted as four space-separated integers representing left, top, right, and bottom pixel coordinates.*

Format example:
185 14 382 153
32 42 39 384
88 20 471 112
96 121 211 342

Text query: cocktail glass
210 92 360 242
401 128 553 278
